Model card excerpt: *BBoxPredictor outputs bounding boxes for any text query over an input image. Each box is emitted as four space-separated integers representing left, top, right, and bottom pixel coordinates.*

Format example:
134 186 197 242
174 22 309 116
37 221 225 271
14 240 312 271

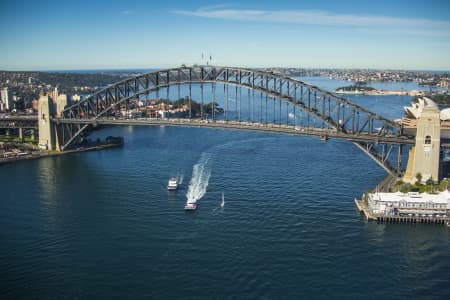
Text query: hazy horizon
1 65 449 73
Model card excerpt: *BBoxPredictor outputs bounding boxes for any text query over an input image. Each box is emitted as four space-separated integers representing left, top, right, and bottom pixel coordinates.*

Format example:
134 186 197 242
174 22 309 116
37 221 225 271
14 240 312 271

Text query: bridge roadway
0 114 431 176
0 115 39 129
55 117 415 145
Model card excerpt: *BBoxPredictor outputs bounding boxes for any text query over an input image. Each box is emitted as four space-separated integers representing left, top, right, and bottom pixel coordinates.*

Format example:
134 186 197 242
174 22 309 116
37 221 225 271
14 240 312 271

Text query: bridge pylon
403 106 441 183
38 95 56 151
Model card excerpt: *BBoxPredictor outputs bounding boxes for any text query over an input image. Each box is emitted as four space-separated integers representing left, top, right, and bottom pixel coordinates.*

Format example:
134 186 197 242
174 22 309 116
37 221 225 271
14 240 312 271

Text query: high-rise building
1 87 13 111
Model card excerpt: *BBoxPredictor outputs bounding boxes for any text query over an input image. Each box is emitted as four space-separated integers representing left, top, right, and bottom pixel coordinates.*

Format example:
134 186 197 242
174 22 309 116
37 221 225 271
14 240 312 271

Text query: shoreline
335 89 425 96
0 143 123 166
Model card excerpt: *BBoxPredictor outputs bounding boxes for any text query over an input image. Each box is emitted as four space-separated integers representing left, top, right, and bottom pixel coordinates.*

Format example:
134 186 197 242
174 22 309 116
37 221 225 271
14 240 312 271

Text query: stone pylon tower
403 105 441 183
38 95 55 150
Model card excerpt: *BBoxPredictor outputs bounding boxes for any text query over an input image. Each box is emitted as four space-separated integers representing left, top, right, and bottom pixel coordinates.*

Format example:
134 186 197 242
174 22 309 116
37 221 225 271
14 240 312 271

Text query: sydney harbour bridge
1 65 424 178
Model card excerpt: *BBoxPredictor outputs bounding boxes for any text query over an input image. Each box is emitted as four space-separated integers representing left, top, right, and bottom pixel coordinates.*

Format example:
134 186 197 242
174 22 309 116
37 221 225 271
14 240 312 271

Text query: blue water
298 76 448 93
1 83 449 299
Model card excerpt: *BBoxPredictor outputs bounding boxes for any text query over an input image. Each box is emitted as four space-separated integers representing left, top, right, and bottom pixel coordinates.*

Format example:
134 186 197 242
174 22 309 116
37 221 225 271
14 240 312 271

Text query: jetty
355 195 449 225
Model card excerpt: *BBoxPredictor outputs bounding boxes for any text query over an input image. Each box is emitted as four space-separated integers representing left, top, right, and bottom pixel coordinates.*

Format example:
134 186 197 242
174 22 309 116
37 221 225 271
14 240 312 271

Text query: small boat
167 178 178 190
220 191 225 208
184 201 197 210
320 135 328 141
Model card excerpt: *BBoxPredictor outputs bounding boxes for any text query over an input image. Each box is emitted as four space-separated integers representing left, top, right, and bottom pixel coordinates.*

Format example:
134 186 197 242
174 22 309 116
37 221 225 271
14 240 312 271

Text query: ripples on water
1 126 449 299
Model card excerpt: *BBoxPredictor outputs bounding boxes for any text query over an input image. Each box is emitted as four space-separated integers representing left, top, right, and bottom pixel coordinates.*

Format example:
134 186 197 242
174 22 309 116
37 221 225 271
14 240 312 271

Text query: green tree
438 179 448 191
399 183 413 193
415 173 422 185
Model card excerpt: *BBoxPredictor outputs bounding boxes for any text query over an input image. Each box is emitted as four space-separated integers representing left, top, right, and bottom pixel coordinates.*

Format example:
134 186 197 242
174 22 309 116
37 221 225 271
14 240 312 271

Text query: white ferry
167 178 178 190
184 201 197 210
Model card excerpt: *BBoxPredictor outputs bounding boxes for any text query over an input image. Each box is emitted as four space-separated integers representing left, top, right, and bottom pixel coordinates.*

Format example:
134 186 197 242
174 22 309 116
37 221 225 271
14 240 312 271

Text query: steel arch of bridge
57 65 411 176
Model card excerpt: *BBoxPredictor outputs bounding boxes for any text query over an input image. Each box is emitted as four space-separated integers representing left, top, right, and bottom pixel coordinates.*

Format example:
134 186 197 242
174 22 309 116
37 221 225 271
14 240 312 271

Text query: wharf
355 198 449 225
354 197 376 221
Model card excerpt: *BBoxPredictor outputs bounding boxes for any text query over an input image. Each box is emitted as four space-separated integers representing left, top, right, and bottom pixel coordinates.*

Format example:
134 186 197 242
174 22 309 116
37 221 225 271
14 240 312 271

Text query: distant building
438 79 449 89
1 87 13 111
56 94 70 117
50 87 58 104
45 87 71 117
72 94 81 102
32 99 39 111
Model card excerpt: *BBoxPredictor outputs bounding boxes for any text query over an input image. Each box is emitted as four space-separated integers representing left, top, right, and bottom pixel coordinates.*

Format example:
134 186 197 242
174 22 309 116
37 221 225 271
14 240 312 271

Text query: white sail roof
440 108 450 121
403 97 439 119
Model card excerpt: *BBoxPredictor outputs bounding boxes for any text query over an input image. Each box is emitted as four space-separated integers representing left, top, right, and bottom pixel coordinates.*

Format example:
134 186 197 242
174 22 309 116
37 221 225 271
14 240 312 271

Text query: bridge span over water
3 65 436 179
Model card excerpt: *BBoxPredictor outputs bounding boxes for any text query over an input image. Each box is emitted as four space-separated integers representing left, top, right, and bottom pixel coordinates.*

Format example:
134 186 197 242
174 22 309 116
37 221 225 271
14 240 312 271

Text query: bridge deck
55 117 415 144
0 115 39 129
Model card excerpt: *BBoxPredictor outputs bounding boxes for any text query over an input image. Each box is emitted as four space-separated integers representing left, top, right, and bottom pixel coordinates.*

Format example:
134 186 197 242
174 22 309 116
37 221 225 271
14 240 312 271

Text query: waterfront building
367 191 450 217
1 87 13 111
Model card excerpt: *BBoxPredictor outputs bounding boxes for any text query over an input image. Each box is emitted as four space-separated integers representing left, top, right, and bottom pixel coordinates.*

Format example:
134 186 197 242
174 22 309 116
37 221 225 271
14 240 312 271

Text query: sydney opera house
402 97 450 139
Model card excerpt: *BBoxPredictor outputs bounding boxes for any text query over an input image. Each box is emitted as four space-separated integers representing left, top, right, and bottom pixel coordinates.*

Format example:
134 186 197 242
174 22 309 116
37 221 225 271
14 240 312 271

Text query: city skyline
1 0 450 71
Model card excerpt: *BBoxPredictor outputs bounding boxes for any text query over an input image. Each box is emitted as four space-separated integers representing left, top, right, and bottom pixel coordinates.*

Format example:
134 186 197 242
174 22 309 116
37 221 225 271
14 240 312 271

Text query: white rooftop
403 97 443 119
369 190 450 204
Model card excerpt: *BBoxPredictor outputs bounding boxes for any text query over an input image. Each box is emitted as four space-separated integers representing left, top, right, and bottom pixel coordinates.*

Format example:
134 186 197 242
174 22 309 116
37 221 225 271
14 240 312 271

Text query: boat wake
211 207 224 214
177 174 184 185
186 152 212 204
185 137 277 206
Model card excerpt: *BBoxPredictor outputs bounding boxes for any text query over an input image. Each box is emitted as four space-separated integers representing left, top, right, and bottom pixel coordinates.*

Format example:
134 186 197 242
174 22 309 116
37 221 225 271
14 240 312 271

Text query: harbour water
1 79 449 299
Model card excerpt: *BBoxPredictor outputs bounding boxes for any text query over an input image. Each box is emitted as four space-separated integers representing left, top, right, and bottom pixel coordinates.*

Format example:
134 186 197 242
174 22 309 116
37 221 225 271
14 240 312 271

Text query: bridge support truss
55 65 413 176
353 142 404 177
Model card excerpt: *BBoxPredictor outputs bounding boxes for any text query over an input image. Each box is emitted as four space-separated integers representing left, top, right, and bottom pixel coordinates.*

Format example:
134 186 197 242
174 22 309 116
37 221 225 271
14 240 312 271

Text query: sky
0 0 449 71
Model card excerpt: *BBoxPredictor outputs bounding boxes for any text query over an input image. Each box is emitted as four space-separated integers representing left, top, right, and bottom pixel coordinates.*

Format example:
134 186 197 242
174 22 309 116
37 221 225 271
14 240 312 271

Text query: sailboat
220 191 225 208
